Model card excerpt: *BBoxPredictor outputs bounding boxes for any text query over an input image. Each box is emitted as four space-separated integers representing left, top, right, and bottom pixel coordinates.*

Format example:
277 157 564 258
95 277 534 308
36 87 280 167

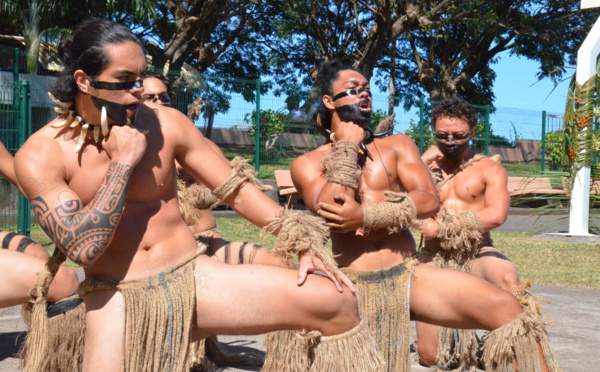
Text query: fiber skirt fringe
20 295 86 372
341 258 416 372
79 253 199 372
262 320 384 371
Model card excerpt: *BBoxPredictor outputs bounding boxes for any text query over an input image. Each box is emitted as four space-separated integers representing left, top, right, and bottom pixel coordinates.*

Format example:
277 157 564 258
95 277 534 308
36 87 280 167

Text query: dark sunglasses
142 95 171 105
90 79 144 91
434 132 471 142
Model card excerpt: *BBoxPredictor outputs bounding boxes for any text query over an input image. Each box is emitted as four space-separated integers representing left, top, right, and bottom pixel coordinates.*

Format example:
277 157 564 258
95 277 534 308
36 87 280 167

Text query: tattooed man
14 19 384 372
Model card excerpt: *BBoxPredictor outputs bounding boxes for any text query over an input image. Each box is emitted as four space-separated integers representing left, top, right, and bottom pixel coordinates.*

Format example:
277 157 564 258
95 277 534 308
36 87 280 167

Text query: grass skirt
340 258 416 372
79 253 199 372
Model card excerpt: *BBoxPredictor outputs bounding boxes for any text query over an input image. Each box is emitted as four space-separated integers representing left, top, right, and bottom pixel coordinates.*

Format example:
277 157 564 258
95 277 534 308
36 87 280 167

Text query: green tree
375 1 600 109
0 0 155 74
245 109 288 150
543 130 566 171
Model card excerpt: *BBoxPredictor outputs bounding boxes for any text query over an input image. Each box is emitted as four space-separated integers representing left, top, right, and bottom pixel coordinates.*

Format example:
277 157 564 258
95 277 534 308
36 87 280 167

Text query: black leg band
17 237 36 253
2 232 17 249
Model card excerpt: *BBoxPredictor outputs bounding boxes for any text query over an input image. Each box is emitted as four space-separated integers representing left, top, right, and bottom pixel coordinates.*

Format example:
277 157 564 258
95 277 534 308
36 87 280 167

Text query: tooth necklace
48 92 110 153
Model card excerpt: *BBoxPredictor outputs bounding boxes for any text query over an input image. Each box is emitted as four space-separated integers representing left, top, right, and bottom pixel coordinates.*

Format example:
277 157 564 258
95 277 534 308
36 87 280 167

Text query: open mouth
126 103 139 113
359 99 371 112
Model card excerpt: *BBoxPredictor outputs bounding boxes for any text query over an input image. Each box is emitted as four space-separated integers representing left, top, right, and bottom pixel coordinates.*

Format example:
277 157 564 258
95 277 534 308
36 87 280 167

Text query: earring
101 106 109 137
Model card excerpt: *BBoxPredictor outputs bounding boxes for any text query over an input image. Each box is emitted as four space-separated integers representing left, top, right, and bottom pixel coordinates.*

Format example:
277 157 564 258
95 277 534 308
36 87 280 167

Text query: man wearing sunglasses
416 96 559 370
140 72 174 105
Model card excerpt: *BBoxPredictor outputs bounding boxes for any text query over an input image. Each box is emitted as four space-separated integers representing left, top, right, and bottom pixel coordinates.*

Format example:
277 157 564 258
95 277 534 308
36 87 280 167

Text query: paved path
1 210 598 370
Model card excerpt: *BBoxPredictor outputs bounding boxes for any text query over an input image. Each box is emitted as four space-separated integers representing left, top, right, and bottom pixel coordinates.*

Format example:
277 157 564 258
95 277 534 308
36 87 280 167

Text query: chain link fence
1 46 598 231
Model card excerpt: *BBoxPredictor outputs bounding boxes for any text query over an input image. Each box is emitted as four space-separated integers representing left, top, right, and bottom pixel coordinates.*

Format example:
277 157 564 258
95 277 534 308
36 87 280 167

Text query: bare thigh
209 238 294 268
193 254 358 338
82 290 125 372
409 264 522 330
0 249 78 308
0 230 49 260
470 247 521 292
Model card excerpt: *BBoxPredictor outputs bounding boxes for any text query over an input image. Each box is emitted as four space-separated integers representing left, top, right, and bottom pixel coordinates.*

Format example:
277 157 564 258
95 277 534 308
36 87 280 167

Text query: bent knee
417 346 437 367
47 267 79 301
484 290 523 330
498 271 521 293
313 281 359 333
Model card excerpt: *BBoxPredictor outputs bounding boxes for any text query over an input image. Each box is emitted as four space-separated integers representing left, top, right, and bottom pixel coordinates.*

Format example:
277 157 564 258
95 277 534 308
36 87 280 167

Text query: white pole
570 15 600 236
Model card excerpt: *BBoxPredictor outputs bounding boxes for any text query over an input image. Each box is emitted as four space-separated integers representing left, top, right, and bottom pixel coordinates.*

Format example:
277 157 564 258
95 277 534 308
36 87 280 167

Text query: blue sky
492 53 573 115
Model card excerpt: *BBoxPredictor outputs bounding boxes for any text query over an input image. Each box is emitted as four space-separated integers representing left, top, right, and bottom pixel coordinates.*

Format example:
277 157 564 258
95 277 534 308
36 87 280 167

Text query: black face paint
332 88 372 102
90 79 143 90
90 95 129 124
335 101 371 125
437 137 471 160
434 132 471 142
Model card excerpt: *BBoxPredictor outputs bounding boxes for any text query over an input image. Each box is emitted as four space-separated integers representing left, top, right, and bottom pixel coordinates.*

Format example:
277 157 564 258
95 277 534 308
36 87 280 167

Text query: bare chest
62 140 176 205
438 168 486 210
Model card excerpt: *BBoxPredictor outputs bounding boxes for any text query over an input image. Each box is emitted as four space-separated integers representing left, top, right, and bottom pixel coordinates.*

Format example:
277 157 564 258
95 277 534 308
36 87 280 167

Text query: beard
335 101 371 125
437 141 470 160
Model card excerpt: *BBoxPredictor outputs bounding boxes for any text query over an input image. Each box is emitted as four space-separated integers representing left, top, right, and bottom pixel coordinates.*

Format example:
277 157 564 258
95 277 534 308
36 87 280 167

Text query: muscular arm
15 126 145 268
479 161 510 232
29 162 132 267
394 135 439 218
291 153 330 214
0 140 23 193
172 109 280 228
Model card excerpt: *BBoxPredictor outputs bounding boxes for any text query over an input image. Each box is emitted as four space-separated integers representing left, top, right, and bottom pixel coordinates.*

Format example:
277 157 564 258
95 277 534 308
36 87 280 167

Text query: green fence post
541 111 547 174
18 80 31 236
254 79 261 173
13 48 19 81
484 105 490 156
418 98 425 154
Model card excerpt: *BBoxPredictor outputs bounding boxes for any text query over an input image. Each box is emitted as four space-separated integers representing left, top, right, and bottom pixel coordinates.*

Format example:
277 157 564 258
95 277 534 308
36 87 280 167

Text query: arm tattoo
32 162 132 267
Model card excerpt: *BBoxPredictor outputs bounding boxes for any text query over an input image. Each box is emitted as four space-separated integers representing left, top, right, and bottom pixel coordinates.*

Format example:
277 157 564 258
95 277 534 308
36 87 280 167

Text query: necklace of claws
48 92 110 153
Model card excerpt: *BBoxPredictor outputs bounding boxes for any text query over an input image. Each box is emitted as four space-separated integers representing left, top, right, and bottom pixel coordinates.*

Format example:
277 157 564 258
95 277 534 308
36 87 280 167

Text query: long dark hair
51 18 145 104
313 59 362 139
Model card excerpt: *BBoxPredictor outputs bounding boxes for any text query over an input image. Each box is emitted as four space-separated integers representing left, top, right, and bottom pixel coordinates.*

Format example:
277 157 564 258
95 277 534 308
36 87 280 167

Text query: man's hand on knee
297 254 356 293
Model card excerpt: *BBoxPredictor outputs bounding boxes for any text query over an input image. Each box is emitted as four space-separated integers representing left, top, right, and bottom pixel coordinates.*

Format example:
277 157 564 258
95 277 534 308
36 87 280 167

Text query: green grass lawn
29 219 600 290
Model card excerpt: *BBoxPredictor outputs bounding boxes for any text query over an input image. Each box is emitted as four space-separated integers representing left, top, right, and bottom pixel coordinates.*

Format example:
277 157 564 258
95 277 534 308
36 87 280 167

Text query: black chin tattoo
90 95 129 124
335 101 371 125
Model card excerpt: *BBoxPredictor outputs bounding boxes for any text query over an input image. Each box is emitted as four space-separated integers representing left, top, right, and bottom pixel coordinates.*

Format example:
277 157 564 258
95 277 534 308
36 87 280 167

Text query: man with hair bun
283 59 559 372
15 19 384 372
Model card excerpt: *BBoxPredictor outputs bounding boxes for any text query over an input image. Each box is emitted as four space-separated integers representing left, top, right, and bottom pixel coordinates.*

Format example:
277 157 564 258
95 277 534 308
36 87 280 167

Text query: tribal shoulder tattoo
32 162 132 267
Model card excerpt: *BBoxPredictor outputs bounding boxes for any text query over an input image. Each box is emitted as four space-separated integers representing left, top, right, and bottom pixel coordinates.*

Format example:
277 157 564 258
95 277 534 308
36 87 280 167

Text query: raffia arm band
362 191 418 235
320 140 363 191
437 209 483 255
262 208 338 274
212 157 262 204
177 179 219 225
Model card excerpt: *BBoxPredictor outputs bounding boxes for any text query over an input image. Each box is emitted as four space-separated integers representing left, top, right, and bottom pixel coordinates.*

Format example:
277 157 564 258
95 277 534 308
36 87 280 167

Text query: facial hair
335 101 371 125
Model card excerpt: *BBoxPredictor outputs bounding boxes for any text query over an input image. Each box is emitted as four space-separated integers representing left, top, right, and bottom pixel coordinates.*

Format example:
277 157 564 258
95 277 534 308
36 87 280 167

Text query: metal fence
0 79 31 234
1 46 598 231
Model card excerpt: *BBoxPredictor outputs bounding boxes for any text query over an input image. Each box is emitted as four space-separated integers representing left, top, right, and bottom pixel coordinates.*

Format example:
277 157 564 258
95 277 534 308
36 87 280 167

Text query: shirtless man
141 73 289 267
0 140 78 308
14 19 383 372
290 59 556 372
416 96 559 369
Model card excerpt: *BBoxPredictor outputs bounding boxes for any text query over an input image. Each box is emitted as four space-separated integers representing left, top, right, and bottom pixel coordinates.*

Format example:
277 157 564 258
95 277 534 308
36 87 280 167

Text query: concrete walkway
1 210 598 371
